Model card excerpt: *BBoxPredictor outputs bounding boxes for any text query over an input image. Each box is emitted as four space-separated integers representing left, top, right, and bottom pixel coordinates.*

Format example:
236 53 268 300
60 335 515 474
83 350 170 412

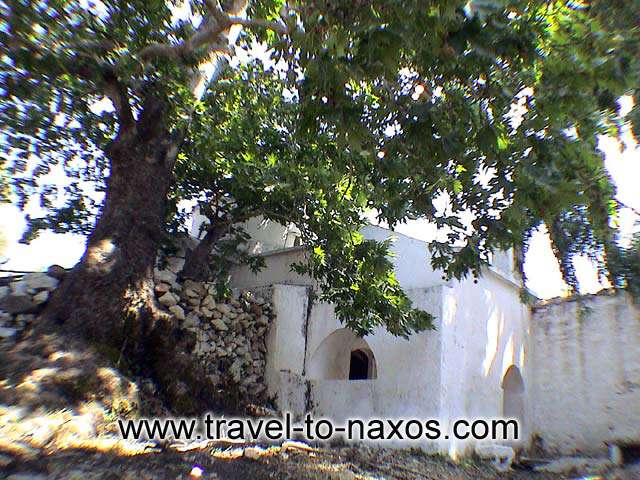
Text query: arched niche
307 328 377 380
502 365 525 438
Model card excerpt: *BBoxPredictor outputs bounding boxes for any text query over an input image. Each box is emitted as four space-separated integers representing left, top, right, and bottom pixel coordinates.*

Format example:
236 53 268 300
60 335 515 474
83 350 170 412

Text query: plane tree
2 0 637 411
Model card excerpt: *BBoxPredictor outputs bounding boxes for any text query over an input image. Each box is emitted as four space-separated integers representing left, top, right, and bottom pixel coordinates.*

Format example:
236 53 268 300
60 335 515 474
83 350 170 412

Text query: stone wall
0 268 62 343
153 255 274 406
530 290 640 455
0 256 275 409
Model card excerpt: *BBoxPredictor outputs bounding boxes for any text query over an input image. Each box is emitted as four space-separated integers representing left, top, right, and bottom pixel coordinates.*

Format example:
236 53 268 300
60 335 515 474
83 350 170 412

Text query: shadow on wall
306 328 377 380
502 365 526 443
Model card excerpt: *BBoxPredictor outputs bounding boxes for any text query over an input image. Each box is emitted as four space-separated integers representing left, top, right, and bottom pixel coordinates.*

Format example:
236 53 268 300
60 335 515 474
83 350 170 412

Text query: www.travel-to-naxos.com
118 412 520 443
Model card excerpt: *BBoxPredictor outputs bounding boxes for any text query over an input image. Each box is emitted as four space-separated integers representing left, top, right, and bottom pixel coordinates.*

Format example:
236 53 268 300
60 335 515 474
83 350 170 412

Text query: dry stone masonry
154 253 274 406
0 257 274 409
0 268 62 344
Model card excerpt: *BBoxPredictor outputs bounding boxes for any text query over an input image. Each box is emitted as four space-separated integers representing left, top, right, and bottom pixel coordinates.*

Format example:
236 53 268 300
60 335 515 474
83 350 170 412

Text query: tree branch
102 69 135 132
225 15 288 34
6 29 135 133
135 8 286 65
206 0 288 33
160 0 250 168
136 19 231 63
615 196 640 217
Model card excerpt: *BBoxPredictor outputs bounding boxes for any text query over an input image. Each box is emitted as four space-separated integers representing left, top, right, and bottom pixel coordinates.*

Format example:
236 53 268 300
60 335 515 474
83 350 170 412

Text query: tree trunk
180 223 229 282
41 97 215 413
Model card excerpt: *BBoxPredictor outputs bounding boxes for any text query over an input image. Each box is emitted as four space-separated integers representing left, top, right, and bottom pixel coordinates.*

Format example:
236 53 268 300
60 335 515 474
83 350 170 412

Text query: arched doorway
307 328 377 380
502 365 525 441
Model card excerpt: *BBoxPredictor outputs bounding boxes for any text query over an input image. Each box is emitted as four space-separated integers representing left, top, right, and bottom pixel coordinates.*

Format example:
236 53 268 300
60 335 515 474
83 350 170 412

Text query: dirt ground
0 442 576 479
4 439 640 480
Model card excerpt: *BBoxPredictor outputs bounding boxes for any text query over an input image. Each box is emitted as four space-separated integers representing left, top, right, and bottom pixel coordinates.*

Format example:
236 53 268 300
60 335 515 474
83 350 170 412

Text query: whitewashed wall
230 248 311 289
304 286 445 421
265 285 445 424
268 277 529 456
263 284 310 400
232 225 453 421
360 225 444 289
439 268 531 457
530 291 640 455
191 212 299 253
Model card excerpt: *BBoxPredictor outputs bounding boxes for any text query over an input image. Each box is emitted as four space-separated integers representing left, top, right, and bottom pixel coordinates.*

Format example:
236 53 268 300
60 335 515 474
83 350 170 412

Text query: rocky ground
3 437 640 480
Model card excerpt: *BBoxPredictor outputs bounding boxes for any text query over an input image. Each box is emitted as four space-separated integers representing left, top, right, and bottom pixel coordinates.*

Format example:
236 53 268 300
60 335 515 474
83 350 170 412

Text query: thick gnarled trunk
45 122 171 345
41 99 215 413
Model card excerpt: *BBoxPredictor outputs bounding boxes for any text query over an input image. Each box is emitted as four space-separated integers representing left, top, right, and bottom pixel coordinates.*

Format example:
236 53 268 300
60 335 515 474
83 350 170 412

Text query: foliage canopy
2 0 639 336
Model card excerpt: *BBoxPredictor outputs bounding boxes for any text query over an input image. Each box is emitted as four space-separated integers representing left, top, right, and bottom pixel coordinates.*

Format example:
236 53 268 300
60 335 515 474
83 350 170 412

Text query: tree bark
180 223 229 282
40 95 215 413
32 0 253 414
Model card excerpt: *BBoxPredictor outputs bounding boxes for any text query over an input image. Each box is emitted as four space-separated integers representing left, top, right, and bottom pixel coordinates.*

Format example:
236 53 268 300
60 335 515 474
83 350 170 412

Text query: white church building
192 214 640 459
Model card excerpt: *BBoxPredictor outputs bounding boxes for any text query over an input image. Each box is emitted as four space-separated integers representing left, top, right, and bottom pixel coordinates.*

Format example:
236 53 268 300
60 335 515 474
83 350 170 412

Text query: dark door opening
618 443 640 465
349 350 369 380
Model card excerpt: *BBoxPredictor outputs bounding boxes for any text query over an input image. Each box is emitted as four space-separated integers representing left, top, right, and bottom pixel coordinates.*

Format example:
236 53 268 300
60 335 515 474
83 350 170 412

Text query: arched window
307 328 377 380
349 349 372 380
